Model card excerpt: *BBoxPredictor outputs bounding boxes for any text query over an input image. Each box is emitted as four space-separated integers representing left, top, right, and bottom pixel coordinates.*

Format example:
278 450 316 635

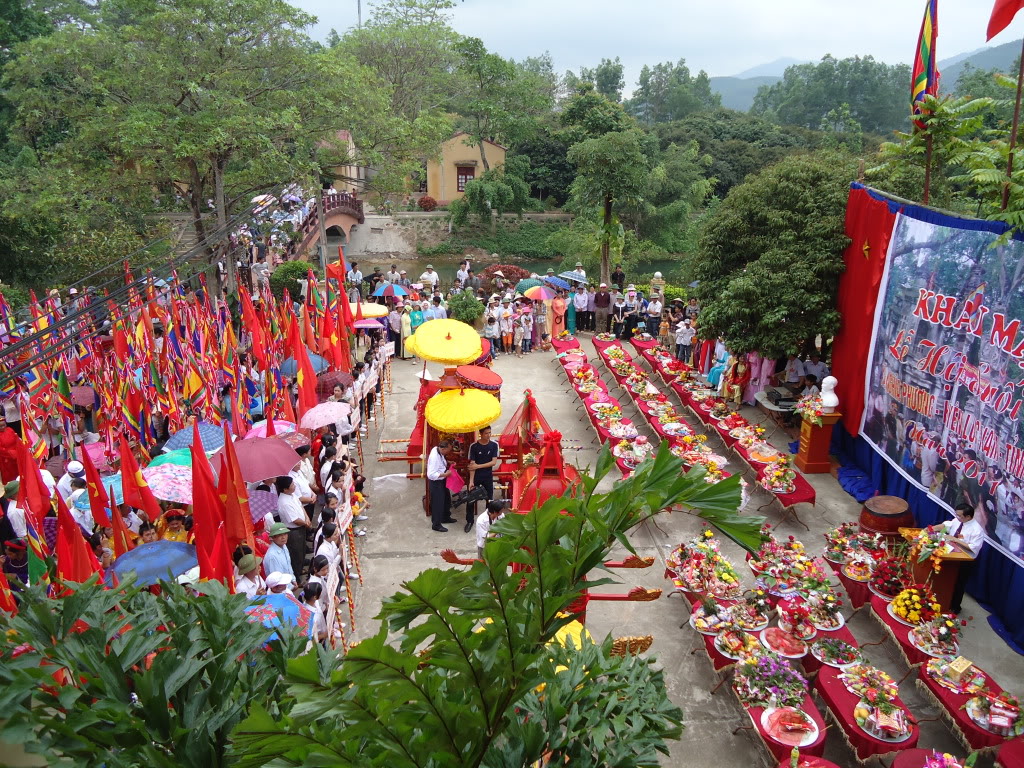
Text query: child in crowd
513 316 525 358
521 312 534 354
483 315 500 356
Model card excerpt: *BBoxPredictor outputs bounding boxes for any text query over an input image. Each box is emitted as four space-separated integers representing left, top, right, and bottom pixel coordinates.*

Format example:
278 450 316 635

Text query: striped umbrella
524 285 555 301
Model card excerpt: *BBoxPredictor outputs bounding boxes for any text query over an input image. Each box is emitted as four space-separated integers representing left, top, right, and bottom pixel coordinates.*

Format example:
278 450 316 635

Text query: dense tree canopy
691 151 856 358
751 55 911 135
624 59 720 125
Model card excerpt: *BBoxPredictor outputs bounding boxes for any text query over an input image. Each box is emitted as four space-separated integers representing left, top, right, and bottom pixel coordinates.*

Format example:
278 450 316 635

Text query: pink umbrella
300 401 352 430
142 464 193 505
244 420 295 439
272 431 310 449
524 285 556 301
354 318 383 329
70 385 96 407
84 442 115 473
209 438 300 483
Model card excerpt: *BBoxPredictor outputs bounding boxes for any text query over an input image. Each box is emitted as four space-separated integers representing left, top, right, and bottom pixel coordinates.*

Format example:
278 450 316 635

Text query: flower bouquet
964 691 1024 737
869 556 911 601
911 527 955 573
809 637 861 668
595 332 617 342
922 753 968 768
924 657 988 695
824 522 860 562
910 614 966 657
672 530 743 598
778 602 816 640
891 584 941 626
556 330 574 340
794 395 824 427
733 652 808 708
678 433 711 453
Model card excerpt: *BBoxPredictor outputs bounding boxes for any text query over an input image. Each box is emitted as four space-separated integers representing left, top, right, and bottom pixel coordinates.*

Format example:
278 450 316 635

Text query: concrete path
352 338 1023 767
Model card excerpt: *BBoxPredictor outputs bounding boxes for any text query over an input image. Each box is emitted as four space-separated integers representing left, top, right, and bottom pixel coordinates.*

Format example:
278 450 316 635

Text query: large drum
859 495 914 541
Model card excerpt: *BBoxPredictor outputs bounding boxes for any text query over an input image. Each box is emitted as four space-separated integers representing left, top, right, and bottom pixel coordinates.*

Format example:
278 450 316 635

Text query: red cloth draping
892 749 943 768
830 185 897 432
629 337 659 352
815 665 920 761
550 336 581 354
869 595 930 667
747 694 827 763
827 558 872 609
775 758 842 768
998 735 1024 768
917 664 1006 751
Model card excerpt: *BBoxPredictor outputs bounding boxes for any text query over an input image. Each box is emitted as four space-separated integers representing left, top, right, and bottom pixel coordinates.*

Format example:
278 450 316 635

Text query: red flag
217 423 254 551
80 444 112 529
15 441 51 535
280 389 298 424
189 421 224 560
988 0 1024 39
0 569 17 615
355 295 365 322
109 506 135 558
265 413 278 436
287 313 318 416
118 437 164 523
319 300 342 369
197 523 234 590
239 289 268 371
55 493 101 583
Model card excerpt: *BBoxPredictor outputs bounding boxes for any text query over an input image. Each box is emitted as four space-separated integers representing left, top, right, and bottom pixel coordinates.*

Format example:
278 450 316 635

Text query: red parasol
455 365 502 392
209 437 299 483
315 371 355 397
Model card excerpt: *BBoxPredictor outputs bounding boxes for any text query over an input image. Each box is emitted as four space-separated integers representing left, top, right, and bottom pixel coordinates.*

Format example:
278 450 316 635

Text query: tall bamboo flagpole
1001 37 1024 211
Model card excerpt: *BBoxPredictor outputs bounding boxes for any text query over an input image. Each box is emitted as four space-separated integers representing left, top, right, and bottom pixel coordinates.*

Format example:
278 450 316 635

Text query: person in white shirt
276 475 310 578
645 293 663 336
475 499 508 559
572 286 589 331
803 353 830 382
800 375 821 398
776 353 805 394
455 261 470 285
426 441 456 532
346 262 364 301
314 521 344 573
263 522 296 584
573 261 587 279
292 446 318 493
942 503 985 614
675 320 696 362
419 265 439 290
385 265 402 284
56 460 85 502
303 582 329 642
235 554 266 598
431 297 447 320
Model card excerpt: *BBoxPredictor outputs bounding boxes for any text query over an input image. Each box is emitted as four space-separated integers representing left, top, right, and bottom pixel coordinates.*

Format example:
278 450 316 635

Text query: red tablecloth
629 337 660 352
917 662 1007 751
998 735 1024 768
551 336 581 353
591 336 617 353
746 693 827 763
892 748 945 768
814 666 920 761
869 595 930 667
799 625 860 677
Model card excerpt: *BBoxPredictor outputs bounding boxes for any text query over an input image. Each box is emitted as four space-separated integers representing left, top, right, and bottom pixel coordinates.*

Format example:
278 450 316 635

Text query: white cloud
297 0 1024 91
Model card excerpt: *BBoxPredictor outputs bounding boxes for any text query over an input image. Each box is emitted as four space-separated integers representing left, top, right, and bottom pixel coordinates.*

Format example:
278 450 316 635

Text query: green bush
447 290 485 325
416 240 467 256
661 284 688 303
269 260 321 302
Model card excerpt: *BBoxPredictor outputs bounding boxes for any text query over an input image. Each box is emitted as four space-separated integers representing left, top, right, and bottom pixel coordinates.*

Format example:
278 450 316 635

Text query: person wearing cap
235 553 266 598
419 264 439 290
574 261 587 280
57 460 86 502
395 269 410 288
2 537 29 588
675 318 696 363
264 522 296 584
265 571 293 594
160 510 191 543
645 292 663 337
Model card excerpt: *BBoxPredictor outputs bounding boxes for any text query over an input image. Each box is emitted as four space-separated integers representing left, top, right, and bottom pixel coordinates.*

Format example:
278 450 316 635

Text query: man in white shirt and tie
426 440 457 532
942 503 985 615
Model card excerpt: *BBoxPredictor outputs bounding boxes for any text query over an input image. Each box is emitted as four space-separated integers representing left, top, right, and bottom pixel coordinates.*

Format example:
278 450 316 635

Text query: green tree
450 37 554 170
624 60 720 125
508 127 575 204
449 157 533 226
819 103 864 153
691 151 856 357
0 578 306 768
752 55 911 135
567 129 651 285
231 445 761 768
581 56 626 103
559 82 634 145
954 62 1017 129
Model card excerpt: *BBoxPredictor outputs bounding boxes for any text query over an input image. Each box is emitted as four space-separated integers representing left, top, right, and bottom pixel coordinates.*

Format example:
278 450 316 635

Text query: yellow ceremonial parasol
425 388 501 433
411 319 483 366
352 302 388 318
405 334 418 358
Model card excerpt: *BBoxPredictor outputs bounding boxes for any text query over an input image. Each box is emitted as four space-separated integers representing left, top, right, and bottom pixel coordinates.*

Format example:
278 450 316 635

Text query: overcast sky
293 0 1022 88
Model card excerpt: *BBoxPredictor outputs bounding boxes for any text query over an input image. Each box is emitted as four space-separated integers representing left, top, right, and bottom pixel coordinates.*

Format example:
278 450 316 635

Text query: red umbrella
209 438 299 483
272 431 310 449
315 371 355 397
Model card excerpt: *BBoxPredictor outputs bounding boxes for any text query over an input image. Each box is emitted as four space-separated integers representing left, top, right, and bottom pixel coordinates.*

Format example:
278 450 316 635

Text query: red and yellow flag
911 0 940 129
988 0 1024 40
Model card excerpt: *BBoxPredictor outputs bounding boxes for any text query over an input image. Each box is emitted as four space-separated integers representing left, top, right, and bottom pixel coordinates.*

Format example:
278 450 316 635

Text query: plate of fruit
842 561 872 582
809 638 862 669
760 707 819 747
759 627 808 658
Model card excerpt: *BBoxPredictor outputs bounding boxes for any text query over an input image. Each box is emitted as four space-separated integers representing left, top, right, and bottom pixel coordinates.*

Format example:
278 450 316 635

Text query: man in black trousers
427 440 457 532
465 425 499 532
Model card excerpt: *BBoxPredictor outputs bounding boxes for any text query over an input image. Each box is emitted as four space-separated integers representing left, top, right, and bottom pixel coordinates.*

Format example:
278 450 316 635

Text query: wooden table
899 527 975 612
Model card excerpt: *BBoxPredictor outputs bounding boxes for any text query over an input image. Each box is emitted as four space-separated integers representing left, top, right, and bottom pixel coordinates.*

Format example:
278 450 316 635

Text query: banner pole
1001 37 1024 211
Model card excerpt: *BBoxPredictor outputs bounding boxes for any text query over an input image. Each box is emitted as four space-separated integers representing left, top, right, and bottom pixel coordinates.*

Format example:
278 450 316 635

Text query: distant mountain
710 75 780 111
939 38 1022 90
733 57 809 78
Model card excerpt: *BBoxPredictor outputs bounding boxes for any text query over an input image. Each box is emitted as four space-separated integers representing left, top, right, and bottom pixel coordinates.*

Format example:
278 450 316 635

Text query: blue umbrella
106 541 198 587
163 421 228 453
246 593 315 641
73 473 124 511
280 350 329 375
372 283 408 297
543 276 571 290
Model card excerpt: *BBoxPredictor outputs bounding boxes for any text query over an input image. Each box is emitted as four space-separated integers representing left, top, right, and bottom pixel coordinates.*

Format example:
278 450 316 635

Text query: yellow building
417 132 507 204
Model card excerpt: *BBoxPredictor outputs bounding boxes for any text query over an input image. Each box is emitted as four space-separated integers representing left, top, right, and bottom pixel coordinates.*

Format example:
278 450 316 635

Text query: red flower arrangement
869 556 911 598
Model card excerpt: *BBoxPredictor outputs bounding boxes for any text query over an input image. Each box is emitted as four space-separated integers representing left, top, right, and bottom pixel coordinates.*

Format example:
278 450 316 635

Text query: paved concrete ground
352 338 1024 767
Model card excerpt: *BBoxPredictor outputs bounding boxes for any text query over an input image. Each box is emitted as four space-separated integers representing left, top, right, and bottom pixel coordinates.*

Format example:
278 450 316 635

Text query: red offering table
591 336 617 353
814 666 920 762
869 595 930 668
831 560 872 610
892 749 946 768
998 735 1024 768
745 693 827 763
550 336 581 353
629 337 659 352
916 662 1008 752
